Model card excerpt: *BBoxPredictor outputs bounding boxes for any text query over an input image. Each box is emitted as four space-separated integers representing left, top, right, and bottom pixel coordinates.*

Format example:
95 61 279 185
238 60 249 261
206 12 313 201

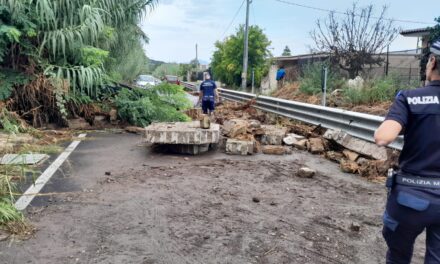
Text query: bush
299 62 344 95
115 83 191 127
343 74 417 105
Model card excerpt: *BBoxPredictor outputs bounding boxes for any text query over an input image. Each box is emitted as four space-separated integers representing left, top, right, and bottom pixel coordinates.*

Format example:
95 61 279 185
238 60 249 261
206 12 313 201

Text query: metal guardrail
217 88 403 150
182 82 198 91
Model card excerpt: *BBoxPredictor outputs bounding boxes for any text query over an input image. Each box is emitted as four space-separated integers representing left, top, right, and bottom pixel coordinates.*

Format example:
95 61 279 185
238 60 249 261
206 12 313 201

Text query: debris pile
204 100 399 179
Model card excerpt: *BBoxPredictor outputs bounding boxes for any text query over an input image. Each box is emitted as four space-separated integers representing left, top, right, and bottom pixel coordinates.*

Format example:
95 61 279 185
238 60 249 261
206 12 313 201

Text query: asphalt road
0 131 427 264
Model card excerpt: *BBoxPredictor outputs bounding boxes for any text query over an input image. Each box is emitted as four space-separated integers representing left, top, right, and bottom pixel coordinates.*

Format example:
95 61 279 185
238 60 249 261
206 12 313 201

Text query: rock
309 138 325 154
325 151 344 163
357 157 370 167
184 157 189 161
248 120 261 129
225 139 254 155
125 126 145 135
200 115 211 129
105 171 111 176
68 118 92 130
350 222 361 232
293 139 309 150
262 145 289 155
324 130 389 160
223 119 249 138
109 109 118 121
283 133 305 146
297 167 316 178
261 125 288 145
94 115 107 127
252 197 260 203
340 159 360 174
343 149 360 162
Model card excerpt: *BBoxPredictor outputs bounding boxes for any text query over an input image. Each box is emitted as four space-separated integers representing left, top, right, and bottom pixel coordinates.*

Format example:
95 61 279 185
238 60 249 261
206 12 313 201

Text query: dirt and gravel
0 132 427 264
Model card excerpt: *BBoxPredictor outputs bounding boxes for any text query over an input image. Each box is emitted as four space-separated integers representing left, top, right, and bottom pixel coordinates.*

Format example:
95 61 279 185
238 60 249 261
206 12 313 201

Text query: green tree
153 63 180 78
420 17 440 82
282 46 291 56
0 0 156 96
211 25 272 87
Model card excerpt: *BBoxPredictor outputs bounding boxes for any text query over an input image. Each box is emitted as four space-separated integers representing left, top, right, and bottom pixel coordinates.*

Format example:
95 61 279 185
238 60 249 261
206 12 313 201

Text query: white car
135 75 161 88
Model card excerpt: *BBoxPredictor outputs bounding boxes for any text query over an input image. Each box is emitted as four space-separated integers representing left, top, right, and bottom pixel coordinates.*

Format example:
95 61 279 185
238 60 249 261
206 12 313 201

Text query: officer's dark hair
429 53 440 75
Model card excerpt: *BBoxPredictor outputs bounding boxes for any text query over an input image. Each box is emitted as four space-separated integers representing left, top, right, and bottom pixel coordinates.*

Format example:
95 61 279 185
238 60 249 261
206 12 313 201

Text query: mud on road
0 133 426 264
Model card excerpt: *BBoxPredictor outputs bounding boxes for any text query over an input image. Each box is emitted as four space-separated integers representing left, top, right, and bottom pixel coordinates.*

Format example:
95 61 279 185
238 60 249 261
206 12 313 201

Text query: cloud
141 0 232 63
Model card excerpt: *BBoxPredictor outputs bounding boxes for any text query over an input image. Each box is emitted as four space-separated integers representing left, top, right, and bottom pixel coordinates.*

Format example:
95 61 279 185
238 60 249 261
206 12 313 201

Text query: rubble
125 126 145 135
283 133 305 145
343 149 360 162
68 118 92 130
261 145 291 155
223 119 248 138
309 138 325 154
297 167 316 178
325 151 344 163
324 130 388 160
225 139 254 155
261 125 288 145
340 159 360 174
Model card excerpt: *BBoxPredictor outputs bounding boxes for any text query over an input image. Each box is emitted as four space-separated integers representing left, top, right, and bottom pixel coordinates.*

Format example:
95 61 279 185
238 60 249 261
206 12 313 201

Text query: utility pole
195 43 199 68
241 0 251 90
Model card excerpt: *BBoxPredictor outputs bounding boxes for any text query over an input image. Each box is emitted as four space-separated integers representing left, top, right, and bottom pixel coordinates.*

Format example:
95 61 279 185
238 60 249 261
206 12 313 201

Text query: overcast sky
140 0 439 63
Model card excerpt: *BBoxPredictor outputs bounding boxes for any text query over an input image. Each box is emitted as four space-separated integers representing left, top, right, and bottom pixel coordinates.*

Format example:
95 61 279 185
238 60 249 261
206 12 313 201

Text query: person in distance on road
375 38 440 264
198 73 218 115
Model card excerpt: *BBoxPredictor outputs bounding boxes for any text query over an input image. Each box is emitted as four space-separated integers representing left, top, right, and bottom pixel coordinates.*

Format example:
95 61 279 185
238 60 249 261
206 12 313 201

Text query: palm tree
0 0 156 96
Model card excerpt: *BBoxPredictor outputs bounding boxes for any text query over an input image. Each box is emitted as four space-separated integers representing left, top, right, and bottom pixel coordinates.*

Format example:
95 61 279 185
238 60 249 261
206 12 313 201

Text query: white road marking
14 133 87 211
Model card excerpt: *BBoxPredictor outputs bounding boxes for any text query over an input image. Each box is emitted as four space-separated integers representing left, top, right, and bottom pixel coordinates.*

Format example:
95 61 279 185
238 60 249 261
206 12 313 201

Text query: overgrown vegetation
0 0 157 126
298 62 345 95
342 74 419 105
115 83 191 127
211 25 272 87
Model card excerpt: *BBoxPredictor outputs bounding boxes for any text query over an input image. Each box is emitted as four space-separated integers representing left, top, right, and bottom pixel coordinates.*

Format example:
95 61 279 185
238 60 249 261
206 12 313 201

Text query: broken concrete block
248 120 262 129
324 130 388 160
261 125 288 145
1 154 49 165
283 133 305 146
343 149 360 162
325 151 344 163
144 122 220 145
125 126 145 134
340 159 360 174
309 138 325 154
262 145 290 155
223 119 248 138
297 167 316 178
357 157 370 167
94 115 107 127
225 139 254 155
109 109 118 121
68 118 92 130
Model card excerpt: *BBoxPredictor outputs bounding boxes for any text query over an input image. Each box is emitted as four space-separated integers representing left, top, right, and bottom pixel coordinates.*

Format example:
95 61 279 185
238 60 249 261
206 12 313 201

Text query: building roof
400 28 431 37
275 52 329 62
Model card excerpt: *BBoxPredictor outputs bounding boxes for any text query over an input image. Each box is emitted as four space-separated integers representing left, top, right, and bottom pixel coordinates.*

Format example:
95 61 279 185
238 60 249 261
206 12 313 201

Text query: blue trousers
383 184 440 264
202 99 215 114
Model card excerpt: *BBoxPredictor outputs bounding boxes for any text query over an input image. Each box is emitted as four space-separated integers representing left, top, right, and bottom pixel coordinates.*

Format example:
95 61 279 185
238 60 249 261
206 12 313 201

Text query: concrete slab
1 154 49 165
144 121 220 145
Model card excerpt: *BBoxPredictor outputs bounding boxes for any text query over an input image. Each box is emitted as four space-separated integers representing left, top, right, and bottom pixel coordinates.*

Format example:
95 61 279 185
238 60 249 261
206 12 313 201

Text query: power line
220 0 246 39
274 0 434 25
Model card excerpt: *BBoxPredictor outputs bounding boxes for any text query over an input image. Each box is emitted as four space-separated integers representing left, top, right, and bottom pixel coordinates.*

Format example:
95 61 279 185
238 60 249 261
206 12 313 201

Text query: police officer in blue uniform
198 73 218 115
375 38 440 264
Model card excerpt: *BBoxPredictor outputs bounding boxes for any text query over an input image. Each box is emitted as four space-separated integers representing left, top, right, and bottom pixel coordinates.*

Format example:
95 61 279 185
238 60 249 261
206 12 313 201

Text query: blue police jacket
200 80 217 100
385 80 440 177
